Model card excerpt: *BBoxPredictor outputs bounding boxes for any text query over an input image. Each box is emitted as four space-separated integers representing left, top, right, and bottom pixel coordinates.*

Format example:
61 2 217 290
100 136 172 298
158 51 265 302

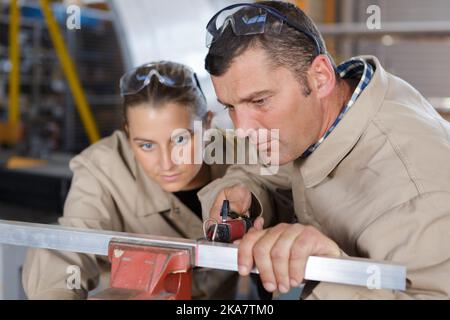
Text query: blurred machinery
0 0 125 155
0 0 125 215
312 0 450 120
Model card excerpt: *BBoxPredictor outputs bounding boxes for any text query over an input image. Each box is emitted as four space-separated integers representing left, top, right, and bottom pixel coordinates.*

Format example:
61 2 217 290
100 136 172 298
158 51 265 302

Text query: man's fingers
228 201 250 216
238 222 342 294
253 224 286 292
210 185 252 220
291 231 341 285
233 217 263 244
252 217 264 231
288 226 322 286
271 224 304 292
225 184 252 214
237 229 266 276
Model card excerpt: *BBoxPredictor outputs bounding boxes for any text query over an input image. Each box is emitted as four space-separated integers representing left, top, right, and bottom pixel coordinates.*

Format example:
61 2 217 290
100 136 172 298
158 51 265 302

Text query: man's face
211 47 324 165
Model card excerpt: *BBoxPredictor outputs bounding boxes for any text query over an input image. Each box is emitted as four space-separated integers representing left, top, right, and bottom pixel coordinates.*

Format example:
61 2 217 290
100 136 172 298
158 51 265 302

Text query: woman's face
126 102 207 193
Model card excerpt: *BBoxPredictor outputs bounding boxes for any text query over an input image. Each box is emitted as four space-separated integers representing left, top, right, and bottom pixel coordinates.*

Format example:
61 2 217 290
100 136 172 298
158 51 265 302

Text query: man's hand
237 219 341 293
209 184 252 221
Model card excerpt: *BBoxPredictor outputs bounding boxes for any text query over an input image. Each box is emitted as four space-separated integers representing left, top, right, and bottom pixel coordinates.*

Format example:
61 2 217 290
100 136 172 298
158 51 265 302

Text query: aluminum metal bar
0 220 406 290
0 219 197 256
196 240 406 291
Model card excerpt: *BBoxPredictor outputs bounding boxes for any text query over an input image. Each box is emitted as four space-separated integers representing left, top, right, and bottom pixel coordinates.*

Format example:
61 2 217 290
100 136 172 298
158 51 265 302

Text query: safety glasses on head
120 61 205 97
206 2 322 56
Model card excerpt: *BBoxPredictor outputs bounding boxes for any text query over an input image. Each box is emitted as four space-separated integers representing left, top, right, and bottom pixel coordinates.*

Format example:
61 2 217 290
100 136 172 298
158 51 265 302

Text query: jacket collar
299 55 389 188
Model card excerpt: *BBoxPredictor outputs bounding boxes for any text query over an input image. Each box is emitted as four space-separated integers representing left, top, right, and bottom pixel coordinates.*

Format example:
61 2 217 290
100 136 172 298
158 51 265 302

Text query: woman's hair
122 61 207 125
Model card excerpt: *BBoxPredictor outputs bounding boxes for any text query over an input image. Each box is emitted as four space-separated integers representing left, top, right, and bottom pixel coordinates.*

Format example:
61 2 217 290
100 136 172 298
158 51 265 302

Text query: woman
22 61 238 299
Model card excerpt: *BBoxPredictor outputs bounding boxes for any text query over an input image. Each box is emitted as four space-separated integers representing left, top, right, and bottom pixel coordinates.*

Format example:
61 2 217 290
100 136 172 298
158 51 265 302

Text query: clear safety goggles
206 2 322 55
120 61 204 97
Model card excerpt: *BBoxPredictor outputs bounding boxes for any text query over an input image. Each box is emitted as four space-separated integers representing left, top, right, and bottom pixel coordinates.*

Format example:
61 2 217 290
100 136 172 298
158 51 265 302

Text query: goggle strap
207 2 322 55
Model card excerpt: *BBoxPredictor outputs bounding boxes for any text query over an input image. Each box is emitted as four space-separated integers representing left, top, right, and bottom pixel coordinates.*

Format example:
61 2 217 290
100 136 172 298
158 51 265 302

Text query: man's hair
205 1 335 96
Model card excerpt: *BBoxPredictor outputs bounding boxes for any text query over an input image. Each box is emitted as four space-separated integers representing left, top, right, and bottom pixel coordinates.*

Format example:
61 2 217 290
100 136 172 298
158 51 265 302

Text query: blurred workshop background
0 0 449 299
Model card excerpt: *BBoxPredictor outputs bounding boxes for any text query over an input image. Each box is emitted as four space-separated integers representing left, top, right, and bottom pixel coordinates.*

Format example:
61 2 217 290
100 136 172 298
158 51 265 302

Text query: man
198 1 450 299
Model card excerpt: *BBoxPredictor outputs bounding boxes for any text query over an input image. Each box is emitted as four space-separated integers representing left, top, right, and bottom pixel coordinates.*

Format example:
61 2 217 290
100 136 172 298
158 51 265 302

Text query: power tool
206 199 252 243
